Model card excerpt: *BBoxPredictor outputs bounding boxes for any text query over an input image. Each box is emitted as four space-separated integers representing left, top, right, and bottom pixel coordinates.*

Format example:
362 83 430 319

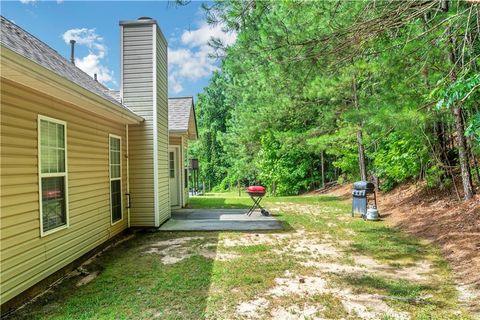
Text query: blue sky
2 1 236 99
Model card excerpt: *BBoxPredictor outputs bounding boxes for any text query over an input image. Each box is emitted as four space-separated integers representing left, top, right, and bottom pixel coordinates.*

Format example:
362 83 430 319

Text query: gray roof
168 97 195 132
0 16 133 113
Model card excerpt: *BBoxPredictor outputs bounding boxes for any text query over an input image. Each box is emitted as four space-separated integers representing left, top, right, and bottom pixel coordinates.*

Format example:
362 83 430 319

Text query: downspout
126 124 130 228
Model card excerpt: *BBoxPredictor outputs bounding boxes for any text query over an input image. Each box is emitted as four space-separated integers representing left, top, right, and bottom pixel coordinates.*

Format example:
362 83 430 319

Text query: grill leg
247 196 263 216
246 197 257 215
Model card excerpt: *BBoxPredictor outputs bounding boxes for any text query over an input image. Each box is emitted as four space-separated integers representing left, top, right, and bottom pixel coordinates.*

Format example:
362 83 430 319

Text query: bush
373 132 428 191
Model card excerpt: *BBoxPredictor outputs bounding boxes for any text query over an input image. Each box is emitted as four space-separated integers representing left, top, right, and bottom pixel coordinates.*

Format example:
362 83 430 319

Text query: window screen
39 117 67 233
110 136 122 223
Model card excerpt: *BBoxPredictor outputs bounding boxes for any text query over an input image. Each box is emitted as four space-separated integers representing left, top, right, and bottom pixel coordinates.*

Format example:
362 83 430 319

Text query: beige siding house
0 15 186 309
168 97 198 208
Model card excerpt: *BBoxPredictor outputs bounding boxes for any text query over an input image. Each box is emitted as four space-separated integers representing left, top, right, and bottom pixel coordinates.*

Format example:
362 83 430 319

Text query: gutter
169 129 189 135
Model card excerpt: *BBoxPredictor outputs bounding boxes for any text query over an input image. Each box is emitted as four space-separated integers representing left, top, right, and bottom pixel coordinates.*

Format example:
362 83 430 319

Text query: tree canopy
191 0 480 199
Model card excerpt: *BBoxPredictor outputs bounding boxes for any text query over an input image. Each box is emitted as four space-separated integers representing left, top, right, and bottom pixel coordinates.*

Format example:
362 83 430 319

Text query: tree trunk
470 148 480 184
353 74 367 181
320 150 325 188
357 130 367 181
447 23 474 200
453 106 474 200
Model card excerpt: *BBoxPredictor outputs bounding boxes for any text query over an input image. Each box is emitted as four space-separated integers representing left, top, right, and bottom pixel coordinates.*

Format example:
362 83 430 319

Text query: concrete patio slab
159 209 283 231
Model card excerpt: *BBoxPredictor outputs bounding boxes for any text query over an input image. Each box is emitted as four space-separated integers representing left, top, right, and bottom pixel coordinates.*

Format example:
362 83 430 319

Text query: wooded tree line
189 0 480 200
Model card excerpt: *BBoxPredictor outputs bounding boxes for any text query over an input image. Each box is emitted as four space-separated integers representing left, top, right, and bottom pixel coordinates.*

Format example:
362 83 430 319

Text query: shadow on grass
348 225 430 263
7 231 221 320
8 218 295 320
341 275 431 300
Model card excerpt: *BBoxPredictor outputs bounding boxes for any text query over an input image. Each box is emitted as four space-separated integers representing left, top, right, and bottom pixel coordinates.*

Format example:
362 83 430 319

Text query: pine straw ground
327 183 480 315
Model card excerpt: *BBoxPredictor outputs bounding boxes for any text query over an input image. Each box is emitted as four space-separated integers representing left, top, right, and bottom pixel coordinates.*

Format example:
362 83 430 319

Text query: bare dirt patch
273 239 341 259
144 236 240 264
268 274 328 297
229 228 435 319
236 270 410 320
333 289 409 320
219 230 305 247
236 298 269 319
300 258 433 284
75 271 99 287
271 304 323 319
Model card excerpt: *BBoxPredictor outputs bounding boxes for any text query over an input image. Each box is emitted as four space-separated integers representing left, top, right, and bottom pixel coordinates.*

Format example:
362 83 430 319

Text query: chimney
94 73 97 82
119 17 169 227
69 39 76 64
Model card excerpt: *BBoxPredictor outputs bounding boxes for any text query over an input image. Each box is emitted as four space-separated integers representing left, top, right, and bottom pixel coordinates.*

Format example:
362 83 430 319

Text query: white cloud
19 0 36 4
75 53 114 84
181 23 237 48
169 75 184 94
168 22 236 94
62 28 115 87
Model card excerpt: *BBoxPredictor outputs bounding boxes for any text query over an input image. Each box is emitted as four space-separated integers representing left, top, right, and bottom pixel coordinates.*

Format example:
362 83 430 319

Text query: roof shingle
0 16 131 113
168 97 194 132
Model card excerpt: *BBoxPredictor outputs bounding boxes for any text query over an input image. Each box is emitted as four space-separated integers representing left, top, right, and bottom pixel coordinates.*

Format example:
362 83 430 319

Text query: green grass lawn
9 192 472 320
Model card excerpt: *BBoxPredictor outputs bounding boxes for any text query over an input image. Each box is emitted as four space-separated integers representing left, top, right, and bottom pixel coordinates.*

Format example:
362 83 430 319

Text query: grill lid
353 181 375 192
246 186 266 193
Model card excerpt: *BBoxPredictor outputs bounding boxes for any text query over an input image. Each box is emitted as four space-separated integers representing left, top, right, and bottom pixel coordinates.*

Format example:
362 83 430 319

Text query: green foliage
466 112 480 144
192 0 480 195
373 132 428 191
425 165 452 190
434 74 480 110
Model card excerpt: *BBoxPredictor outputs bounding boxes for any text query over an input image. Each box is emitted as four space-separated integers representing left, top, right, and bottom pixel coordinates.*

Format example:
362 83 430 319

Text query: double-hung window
38 116 68 235
109 135 122 224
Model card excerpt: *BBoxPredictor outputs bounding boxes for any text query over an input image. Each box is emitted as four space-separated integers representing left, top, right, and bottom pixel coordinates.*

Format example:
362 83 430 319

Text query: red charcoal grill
246 186 269 216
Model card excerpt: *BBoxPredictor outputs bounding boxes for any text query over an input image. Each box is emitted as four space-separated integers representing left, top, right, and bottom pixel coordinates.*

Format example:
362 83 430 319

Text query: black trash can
352 181 377 217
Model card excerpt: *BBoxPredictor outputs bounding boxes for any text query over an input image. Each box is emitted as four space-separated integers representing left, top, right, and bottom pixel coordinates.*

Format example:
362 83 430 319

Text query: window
109 135 122 224
169 151 175 178
38 116 68 235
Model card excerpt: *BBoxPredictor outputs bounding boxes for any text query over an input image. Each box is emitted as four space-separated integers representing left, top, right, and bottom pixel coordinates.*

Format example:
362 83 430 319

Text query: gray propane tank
365 208 380 221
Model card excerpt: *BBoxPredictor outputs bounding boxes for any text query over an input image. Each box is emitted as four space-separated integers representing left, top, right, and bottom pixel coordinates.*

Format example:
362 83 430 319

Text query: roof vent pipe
70 39 76 65
94 73 97 81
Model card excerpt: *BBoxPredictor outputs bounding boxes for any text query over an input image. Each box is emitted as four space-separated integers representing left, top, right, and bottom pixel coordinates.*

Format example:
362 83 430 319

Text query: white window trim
169 150 175 179
38 115 69 237
109 134 123 226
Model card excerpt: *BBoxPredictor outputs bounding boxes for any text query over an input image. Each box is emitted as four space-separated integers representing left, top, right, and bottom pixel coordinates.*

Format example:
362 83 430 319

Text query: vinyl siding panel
122 22 170 226
155 25 170 223
0 79 129 304
122 24 155 226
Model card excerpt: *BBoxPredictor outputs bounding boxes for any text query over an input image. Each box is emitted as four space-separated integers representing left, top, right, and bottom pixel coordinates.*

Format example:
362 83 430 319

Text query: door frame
168 145 182 208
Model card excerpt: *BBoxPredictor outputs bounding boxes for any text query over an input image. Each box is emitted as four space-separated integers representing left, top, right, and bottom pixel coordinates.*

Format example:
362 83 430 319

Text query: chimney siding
120 19 170 227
